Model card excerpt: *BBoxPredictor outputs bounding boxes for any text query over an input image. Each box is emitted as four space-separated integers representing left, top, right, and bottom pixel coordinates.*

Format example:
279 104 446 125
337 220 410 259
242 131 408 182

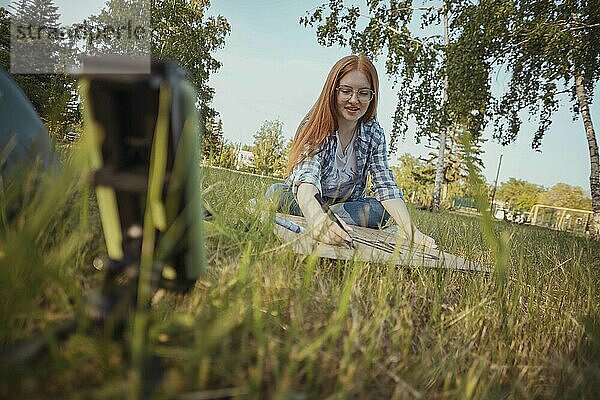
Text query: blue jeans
265 182 391 229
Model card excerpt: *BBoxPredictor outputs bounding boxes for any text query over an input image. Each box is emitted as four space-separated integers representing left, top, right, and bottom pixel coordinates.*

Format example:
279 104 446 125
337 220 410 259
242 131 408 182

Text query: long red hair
285 54 379 175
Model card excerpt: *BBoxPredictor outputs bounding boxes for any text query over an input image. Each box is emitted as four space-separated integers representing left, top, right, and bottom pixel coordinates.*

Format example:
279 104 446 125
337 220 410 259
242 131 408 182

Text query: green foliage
496 177 545 212
540 182 593 210
0 3 79 139
9 0 63 68
202 115 225 160
150 0 230 124
474 0 600 147
392 153 434 205
204 138 239 170
84 0 150 57
473 0 600 232
214 141 239 170
84 0 231 139
394 129 487 207
427 128 487 194
251 119 287 178
446 5 491 135
201 117 245 171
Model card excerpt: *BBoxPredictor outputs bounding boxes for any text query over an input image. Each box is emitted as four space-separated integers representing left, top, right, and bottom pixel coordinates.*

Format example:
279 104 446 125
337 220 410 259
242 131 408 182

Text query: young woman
266 55 436 248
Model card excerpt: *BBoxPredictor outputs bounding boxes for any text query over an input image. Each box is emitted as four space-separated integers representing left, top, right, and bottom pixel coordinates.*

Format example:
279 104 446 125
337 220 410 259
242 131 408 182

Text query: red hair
285 54 379 175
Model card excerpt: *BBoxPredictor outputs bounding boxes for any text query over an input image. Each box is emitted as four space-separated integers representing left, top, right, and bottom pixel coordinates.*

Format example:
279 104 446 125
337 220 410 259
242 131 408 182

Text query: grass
1 165 599 399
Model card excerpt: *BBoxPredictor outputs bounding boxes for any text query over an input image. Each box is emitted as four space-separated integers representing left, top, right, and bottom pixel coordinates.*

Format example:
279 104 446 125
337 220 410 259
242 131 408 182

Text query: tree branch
569 22 600 31
354 10 441 52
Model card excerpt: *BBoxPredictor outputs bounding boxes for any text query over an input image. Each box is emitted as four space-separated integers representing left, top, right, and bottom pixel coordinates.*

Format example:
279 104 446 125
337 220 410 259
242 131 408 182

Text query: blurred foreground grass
1 165 599 399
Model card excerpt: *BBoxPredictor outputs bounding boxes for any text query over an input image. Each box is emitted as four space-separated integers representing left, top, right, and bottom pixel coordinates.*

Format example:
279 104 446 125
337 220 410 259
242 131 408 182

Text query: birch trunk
432 129 447 211
432 2 449 211
574 73 600 238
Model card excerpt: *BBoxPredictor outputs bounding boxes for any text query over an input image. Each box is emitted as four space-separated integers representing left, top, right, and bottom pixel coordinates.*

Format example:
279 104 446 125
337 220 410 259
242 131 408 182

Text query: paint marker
274 215 306 233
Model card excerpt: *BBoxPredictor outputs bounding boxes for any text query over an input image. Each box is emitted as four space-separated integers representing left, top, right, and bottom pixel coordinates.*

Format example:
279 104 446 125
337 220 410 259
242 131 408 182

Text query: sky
3 0 597 192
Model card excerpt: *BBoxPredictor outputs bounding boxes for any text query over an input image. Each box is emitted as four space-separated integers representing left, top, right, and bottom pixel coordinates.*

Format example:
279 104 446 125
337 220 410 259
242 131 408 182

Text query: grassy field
1 165 599 399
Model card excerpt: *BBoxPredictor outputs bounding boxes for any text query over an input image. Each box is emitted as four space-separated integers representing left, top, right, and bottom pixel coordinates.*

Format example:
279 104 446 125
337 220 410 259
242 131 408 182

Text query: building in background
236 150 254 170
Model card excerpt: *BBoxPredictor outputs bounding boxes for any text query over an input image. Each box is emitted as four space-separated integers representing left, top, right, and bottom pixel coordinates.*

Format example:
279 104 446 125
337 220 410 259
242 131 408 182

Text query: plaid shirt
287 119 404 202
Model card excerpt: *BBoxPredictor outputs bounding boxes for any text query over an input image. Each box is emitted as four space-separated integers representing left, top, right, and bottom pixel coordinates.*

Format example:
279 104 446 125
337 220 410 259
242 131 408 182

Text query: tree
252 119 286 178
214 141 238 170
10 0 61 72
301 1 491 211
496 178 545 213
424 129 487 202
151 0 230 126
392 153 435 206
472 0 600 236
202 134 238 169
202 115 225 161
540 183 593 211
83 0 150 58
0 7 8 68
200 117 242 170
85 0 230 154
2 2 79 139
393 133 485 208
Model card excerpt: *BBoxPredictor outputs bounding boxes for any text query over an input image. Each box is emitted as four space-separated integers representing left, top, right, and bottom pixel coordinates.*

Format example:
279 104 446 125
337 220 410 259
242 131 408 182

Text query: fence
201 164 284 182
530 204 593 235
452 196 479 214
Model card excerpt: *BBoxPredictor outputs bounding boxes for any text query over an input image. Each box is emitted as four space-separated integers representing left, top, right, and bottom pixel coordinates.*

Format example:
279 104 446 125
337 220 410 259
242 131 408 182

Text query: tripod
1 59 206 399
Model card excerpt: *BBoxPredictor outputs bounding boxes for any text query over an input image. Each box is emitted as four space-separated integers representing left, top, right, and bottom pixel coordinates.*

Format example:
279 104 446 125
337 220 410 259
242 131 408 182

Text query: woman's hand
296 183 353 246
308 211 353 245
381 198 437 249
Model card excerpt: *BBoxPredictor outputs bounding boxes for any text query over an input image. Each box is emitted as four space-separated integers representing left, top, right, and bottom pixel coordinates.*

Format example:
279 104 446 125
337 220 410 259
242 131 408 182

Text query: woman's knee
265 183 301 216
265 182 288 199
367 199 391 227
343 198 389 228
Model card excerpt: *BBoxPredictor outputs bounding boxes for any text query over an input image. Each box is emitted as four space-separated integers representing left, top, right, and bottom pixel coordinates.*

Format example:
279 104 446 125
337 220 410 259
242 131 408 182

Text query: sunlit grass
1 165 599 399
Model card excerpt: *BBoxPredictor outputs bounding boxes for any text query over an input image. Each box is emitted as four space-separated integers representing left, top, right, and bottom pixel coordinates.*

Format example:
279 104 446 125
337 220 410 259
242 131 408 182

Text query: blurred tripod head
80 58 205 300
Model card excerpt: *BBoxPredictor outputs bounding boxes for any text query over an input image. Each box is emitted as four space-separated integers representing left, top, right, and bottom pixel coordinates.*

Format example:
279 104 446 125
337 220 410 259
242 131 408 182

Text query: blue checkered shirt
286 119 404 202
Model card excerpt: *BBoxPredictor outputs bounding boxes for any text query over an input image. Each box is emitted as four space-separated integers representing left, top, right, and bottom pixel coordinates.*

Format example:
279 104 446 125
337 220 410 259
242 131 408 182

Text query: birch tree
475 0 600 236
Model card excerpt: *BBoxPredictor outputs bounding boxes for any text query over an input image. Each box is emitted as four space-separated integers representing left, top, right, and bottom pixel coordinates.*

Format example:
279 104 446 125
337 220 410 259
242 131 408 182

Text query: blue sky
3 0 596 192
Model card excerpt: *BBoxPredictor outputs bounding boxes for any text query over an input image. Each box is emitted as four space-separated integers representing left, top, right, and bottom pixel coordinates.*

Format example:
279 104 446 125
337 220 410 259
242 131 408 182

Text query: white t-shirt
322 132 359 199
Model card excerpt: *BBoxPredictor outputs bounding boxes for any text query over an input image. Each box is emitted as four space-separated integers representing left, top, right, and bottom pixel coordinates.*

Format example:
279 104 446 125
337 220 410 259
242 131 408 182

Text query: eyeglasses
335 86 375 103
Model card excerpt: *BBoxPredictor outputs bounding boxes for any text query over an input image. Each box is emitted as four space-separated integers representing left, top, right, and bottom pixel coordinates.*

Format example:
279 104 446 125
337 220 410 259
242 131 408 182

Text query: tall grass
1 165 599 399
0 148 117 396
